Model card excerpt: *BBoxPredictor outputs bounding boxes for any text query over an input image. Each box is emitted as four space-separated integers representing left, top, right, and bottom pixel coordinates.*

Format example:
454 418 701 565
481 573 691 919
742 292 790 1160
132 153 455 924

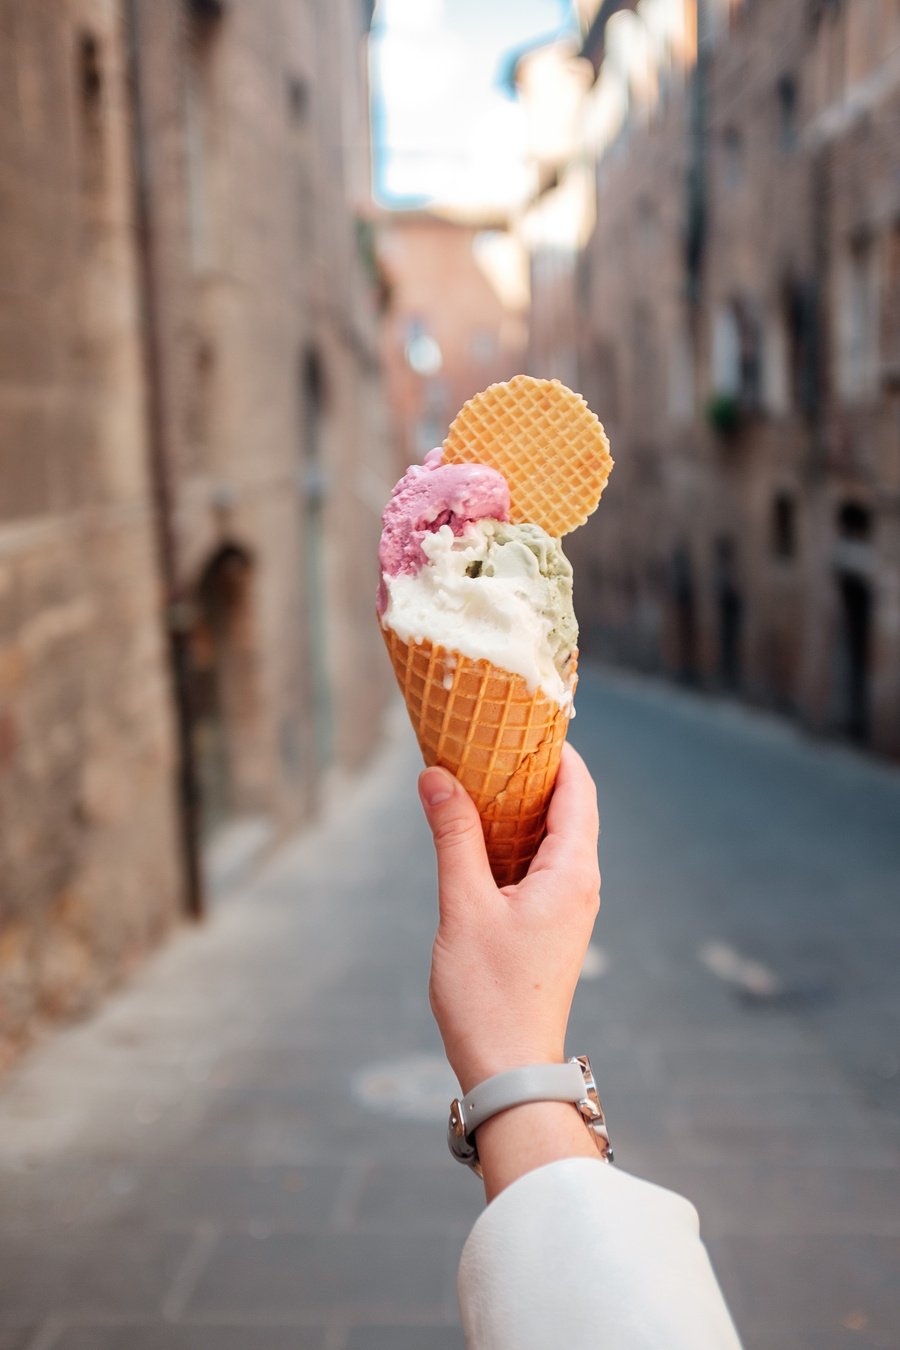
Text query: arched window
76 30 105 197
301 349 327 472
722 126 744 189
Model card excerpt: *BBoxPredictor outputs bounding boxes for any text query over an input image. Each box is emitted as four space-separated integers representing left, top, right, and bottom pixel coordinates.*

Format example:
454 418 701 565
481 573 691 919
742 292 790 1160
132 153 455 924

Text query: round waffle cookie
442 374 613 538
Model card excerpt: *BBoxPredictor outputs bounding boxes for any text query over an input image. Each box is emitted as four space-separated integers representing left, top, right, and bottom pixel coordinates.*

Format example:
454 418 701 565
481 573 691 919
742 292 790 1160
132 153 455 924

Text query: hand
418 744 601 1096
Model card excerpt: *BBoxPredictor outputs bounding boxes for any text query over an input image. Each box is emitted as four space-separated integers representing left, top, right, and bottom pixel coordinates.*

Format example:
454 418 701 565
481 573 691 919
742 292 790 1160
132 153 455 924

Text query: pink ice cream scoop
377 448 510 612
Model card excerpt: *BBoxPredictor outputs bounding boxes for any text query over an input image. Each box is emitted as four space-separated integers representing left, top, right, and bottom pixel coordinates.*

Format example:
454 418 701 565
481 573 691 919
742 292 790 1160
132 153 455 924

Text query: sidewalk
1 672 899 1348
0 707 472 1350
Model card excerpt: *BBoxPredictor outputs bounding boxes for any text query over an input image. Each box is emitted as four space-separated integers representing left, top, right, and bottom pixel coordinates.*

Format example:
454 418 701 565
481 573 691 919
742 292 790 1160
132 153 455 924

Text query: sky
369 0 577 213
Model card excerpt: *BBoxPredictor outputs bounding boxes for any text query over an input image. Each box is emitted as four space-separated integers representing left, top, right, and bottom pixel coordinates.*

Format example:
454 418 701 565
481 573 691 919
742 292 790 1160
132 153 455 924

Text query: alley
1 668 899 1350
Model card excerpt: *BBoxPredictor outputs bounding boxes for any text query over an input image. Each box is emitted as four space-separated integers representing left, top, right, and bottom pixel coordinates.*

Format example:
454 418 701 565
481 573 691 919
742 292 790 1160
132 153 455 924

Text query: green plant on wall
355 216 391 311
705 392 742 438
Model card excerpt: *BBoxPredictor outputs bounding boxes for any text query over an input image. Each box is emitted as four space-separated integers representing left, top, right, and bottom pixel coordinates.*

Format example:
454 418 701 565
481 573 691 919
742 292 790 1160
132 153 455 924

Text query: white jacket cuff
458 1158 742 1349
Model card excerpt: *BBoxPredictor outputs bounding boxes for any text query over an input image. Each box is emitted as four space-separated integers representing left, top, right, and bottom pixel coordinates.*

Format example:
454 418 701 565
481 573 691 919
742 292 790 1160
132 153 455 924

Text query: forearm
475 1100 601 1202
459 1159 743 1349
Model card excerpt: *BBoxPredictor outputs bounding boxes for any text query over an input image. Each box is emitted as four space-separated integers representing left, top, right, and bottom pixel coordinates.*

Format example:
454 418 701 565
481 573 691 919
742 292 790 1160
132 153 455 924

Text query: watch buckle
571 1054 614 1163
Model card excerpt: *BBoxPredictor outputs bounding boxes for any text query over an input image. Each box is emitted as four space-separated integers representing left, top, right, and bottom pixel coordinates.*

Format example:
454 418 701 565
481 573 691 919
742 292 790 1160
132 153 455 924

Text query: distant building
376 212 529 470
0 0 392 1058
516 0 900 757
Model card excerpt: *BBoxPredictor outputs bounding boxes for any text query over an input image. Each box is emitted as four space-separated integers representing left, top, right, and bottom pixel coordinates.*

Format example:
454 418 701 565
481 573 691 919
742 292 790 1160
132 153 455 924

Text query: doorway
715 536 743 691
833 501 873 741
188 544 258 839
671 544 697 683
835 571 871 741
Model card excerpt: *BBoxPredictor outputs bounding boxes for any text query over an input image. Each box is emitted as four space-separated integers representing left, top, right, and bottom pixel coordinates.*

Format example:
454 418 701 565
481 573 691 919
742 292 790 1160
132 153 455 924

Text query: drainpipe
808 145 830 478
685 0 710 319
124 0 205 920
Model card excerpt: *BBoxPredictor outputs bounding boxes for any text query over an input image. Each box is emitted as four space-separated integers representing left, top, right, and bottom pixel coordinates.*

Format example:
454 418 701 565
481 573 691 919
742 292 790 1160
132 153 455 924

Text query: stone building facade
0 0 392 1058
376 213 529 470
519 0 900 757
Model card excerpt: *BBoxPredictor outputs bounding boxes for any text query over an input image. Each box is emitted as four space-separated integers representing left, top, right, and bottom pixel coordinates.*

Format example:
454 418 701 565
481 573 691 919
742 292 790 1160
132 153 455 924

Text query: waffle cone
382 624 575 886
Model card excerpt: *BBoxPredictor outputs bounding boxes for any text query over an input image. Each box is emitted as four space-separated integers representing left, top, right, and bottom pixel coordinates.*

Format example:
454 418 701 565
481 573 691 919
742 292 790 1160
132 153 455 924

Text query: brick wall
377 214 528 469
532 0 900 756
0 0 393 1056
0 0 182 1057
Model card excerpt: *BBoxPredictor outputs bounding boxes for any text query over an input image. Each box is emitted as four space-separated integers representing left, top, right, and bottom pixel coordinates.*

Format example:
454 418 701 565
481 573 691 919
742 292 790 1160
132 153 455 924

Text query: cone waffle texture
442 375 613 537
382 624 575 886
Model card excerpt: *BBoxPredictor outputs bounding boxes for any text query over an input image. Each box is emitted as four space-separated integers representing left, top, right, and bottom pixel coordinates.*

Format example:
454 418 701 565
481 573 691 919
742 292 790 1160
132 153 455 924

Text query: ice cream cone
381 624 575 886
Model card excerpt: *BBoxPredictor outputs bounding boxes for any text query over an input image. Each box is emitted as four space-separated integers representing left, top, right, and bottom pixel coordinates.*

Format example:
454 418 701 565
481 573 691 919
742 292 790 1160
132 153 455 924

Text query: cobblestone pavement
1 667 899 1349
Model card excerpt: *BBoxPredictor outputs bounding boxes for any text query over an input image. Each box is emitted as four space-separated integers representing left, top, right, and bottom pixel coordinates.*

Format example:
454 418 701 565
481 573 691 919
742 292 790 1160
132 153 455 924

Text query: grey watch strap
448 1055 613 1174
460 1062 587 1136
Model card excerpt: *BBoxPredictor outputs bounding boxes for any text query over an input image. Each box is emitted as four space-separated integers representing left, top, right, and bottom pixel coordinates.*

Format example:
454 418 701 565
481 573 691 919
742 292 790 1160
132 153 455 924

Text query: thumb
418 766 494 907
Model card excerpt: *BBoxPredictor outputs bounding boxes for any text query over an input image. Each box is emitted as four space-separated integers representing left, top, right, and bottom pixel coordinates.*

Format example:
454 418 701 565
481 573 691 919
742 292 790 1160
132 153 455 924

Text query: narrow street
1 668 899 1350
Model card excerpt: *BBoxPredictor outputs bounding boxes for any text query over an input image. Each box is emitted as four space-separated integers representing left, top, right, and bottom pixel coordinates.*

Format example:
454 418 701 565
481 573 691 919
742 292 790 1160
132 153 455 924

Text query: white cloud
377 29 465 108
374 0 446 33
372 0 570 210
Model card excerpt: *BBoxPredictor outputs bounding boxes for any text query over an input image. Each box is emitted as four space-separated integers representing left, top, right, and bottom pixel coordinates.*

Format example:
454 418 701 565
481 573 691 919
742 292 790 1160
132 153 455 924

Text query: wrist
476 1098 601 1200
448 1054 612 1196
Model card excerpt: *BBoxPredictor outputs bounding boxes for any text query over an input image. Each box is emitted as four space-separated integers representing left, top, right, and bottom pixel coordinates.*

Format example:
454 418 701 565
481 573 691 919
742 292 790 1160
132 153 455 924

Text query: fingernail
419 768 454 808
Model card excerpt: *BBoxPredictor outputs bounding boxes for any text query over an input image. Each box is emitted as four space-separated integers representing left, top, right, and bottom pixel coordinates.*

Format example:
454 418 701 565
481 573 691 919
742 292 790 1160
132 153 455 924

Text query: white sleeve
458 1158 742 1350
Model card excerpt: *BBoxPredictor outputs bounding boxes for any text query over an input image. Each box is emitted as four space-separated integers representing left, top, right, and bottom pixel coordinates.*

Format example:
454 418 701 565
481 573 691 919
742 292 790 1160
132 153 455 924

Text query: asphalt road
1 666 898 1349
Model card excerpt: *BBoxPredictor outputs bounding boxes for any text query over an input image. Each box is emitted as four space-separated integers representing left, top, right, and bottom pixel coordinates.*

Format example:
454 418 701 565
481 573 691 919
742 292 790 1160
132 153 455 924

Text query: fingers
529 743 600 887
418 767 495 914
546 743 599 842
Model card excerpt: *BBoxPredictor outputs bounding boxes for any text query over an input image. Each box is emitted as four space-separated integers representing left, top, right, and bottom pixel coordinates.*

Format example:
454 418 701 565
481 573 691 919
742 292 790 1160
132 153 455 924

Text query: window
404 318 442 376
722 126 744 189
786 280 818 415
837 501 871 541
884 222 900 370
184 2 224 269
286 75 309 126
187 0 225 20
76 30 104 195
772 493 797 559
808 0 842 29
587 337 620 424
669 322 695 423
637 197 658 248
185 339 215 454
835 236 880 401
415 417 443 456
763 306 789 415
738 308 762 409
712 306 742 399
78 32 102 104
777 74 798 151
632 304 661 430
576 249 592 315
714 536 742 690
470 330 497 363
712 300 762 409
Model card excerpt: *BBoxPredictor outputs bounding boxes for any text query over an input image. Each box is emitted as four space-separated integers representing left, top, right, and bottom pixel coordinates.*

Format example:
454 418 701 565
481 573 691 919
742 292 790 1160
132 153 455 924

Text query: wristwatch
448 1054 613 1177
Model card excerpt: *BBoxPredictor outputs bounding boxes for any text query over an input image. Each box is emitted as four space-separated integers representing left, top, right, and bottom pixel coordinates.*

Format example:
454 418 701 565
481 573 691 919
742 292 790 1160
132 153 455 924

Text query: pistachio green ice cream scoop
464 521 577 679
